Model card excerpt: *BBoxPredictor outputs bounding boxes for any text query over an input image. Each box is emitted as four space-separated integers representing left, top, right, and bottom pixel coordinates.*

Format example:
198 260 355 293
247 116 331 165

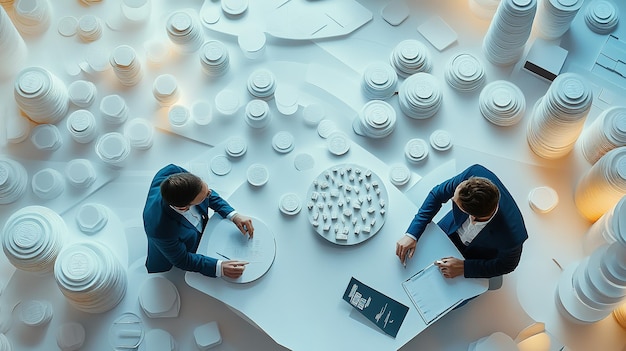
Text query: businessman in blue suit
396 164 528 279
143 164 254 279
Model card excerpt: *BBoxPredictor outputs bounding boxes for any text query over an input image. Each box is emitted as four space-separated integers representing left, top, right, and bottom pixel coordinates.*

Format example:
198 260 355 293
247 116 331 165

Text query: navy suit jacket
143 164 235 277
407 164 528 278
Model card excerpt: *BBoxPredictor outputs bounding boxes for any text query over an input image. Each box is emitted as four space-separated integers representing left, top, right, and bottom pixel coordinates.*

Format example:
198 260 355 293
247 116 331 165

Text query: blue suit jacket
143 164 235 277
407 164 528 278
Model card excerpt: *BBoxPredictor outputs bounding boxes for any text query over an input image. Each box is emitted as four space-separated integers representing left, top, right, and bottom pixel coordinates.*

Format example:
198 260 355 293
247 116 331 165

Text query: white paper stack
536 0 584 40
244 99 271 128
66 110 97 144
31 168 65 200
100 94 129 125
574 146 626 222
76 203 109 234
0 156 28 205
31 124 63 151
527 72 592 159
361 62 398 100
479 80 526 126
272 131 295 154
139 276 180 318
0 5 26 79
153 74 180 107
2 205 66 274
583 196 626 253
389 39 433 78
110 45 143 87
404 138 429 163
353 100 397 138
225 136 247 158
398 72 443 119
14 66 69 124
580 106 626 165
166 10 204 53
12 0 51 35
199 40 230 77
584 0 619 34
124 118 154 150
389 164 411 186
482 0 537 66
76 15 102 42
64 159 97 188
54 241 127 313
247 69 276 100
95 132 131 169
68 80 97 108
445 53 486 92
17 299 53 326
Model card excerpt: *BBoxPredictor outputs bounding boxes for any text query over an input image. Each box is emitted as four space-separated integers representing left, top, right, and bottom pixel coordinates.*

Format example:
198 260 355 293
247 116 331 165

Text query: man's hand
222 260 249 278
232 214 254 238
396 235 417 265
435 256 464 278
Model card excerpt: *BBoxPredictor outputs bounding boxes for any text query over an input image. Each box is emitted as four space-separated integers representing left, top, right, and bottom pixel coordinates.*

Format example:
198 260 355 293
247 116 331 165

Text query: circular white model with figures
306 164 388 246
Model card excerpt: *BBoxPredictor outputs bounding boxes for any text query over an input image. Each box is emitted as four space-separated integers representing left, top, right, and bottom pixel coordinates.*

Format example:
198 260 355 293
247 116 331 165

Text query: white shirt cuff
216 260 222 277
405 233 417 241
227 211 238 221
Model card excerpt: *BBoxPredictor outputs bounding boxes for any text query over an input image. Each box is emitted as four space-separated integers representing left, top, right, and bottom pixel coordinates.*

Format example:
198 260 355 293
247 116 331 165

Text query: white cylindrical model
574 146 626 222
64 159 97 188
238 29 266 59
479 80 526 127
584 0 619 35
14 66 69 124
389 39 432 78
110 45 143 87
583 195 626 254
354 100 397 138
527 73 592 159
274 85 299 116
124 118 154 150
398 72 443 119
100 94 129 125
244 99 271 129
68 80 97 108
31 168 65 200
482 0 537 66
445 53 486 92
0 4 26 79
361 62 398 100
66 110 97 144
31 124 63 151
54 241 127 313
247 69 276 100
95 132 131 169
76 14 102 42
152 74 180 107
166 10 204 53
0 156 28 205
535 0 584 40
580 106 626 165
12 0 51 35
199 40 229 77
2 205 66 274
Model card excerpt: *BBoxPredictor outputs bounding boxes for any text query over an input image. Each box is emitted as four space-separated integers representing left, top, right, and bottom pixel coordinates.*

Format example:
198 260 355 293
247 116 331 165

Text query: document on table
402 263 466 324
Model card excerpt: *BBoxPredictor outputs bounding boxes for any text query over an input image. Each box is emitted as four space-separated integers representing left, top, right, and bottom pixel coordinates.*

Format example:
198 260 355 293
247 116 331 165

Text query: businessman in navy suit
143 164 254 279
396 164 528 279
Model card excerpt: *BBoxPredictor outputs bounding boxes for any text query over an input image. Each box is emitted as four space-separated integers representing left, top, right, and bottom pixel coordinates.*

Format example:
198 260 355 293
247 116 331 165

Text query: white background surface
1 0 626 350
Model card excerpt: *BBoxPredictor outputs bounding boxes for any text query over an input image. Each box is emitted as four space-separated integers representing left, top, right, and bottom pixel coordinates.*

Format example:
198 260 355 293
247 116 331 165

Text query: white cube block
194 321 222 350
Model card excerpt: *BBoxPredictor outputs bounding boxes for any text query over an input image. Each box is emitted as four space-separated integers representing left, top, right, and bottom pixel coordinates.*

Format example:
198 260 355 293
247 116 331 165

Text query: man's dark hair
160 172 203 207
456 176 500 218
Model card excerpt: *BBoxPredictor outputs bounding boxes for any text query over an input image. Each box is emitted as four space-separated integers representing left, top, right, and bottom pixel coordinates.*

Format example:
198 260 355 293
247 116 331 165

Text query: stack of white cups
12 0 51 35
389 39 432 78
583 196 626 254
199 40 229 77
14 66 69 124
54 241 127 313
2 205 66 274
66 110 97 144
353 100 397 138
580 106 626 165
527 72 592 159
0 156 28 205
398 72 443 119
110 45 143 87
361 62 398 100
95 132 131 169
557 213 626 323
574 146 626 222
535 0 584 40
166 10 204 54
482 0 537 66
0 5 27 79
